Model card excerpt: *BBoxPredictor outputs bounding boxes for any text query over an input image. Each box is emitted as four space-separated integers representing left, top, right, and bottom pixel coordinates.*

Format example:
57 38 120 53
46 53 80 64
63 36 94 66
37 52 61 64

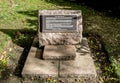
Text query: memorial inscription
42 15 78 32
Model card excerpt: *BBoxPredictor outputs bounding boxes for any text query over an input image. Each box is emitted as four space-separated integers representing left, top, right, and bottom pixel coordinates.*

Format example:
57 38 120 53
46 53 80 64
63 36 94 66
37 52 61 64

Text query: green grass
0 0 120 81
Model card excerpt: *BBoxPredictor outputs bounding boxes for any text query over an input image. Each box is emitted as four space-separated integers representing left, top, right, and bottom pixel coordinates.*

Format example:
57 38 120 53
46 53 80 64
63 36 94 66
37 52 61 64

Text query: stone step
43 45 76 60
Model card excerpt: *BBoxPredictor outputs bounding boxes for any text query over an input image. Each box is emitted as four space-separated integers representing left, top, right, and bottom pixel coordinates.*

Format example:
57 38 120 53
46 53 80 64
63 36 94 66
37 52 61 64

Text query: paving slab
59 53 96 77
22 47 59 78
43 45 76 60
59 38 97 82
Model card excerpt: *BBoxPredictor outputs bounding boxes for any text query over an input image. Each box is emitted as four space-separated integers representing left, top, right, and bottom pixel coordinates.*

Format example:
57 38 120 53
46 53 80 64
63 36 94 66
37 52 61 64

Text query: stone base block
43 45 76 60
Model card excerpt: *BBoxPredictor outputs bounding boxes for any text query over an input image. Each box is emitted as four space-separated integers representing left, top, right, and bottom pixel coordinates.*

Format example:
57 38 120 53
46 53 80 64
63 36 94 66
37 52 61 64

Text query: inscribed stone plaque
41 15 78 32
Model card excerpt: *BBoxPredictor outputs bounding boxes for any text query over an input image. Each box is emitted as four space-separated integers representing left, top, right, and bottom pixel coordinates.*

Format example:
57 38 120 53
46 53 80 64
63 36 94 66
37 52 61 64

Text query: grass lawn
0 0 120 82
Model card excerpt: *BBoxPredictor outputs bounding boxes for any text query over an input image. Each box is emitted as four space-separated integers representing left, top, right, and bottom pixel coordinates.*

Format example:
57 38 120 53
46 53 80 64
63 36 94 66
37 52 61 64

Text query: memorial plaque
41 15 78 32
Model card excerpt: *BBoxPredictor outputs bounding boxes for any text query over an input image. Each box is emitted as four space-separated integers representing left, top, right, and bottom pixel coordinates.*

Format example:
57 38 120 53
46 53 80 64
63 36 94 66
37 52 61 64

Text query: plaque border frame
41 14 78 33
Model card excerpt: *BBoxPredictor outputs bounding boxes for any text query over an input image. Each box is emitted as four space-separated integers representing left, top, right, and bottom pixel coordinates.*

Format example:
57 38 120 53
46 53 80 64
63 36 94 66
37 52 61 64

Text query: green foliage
104 43 120 80
104 66 114 75
0 58 7 71
0 34 11 52
116 68 120 77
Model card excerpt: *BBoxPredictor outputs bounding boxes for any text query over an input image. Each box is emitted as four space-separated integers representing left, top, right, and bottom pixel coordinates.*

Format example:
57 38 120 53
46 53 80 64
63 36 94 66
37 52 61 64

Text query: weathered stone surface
43 45 76 60
39 33 82 45
59 38 97 79
22 47 59 78
38 10 82 45
58 77 96 83
59 52 96 78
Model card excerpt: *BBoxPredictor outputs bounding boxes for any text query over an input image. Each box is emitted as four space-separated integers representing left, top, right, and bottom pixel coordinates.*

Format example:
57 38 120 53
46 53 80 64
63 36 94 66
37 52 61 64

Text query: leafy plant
0 58 7 71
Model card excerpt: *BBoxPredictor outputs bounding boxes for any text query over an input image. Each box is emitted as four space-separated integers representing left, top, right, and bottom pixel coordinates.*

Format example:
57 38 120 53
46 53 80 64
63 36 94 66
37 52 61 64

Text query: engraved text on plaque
41 15 77 32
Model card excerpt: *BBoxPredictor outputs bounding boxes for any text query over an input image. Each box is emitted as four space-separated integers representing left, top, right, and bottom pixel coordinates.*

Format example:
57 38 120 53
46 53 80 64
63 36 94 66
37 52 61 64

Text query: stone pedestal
38 10 83 60
22 38 97 83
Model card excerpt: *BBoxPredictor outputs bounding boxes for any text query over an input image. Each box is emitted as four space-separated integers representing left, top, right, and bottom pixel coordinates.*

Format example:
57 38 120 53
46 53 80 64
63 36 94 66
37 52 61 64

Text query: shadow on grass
0 9 41 78
0 29 36 47
45 0 120 18
18 10 38 17
83 32 110 62
83 32 118 82
17 10 38 28
0 28 36 77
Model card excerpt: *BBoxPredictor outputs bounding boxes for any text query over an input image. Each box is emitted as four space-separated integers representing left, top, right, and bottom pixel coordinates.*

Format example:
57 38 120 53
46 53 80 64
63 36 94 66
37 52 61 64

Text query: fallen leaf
2 51 7 55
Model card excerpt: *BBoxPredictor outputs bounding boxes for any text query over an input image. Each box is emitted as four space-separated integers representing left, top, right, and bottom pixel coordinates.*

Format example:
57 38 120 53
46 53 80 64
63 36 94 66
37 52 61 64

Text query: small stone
10 74 12 77
75 79 77 82
59 80 64 83
9 48 12 52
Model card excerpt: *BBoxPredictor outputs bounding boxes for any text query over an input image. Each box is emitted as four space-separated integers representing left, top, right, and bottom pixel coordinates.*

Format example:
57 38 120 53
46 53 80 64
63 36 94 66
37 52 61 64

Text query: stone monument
38 10 82 60
22 10 97 83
